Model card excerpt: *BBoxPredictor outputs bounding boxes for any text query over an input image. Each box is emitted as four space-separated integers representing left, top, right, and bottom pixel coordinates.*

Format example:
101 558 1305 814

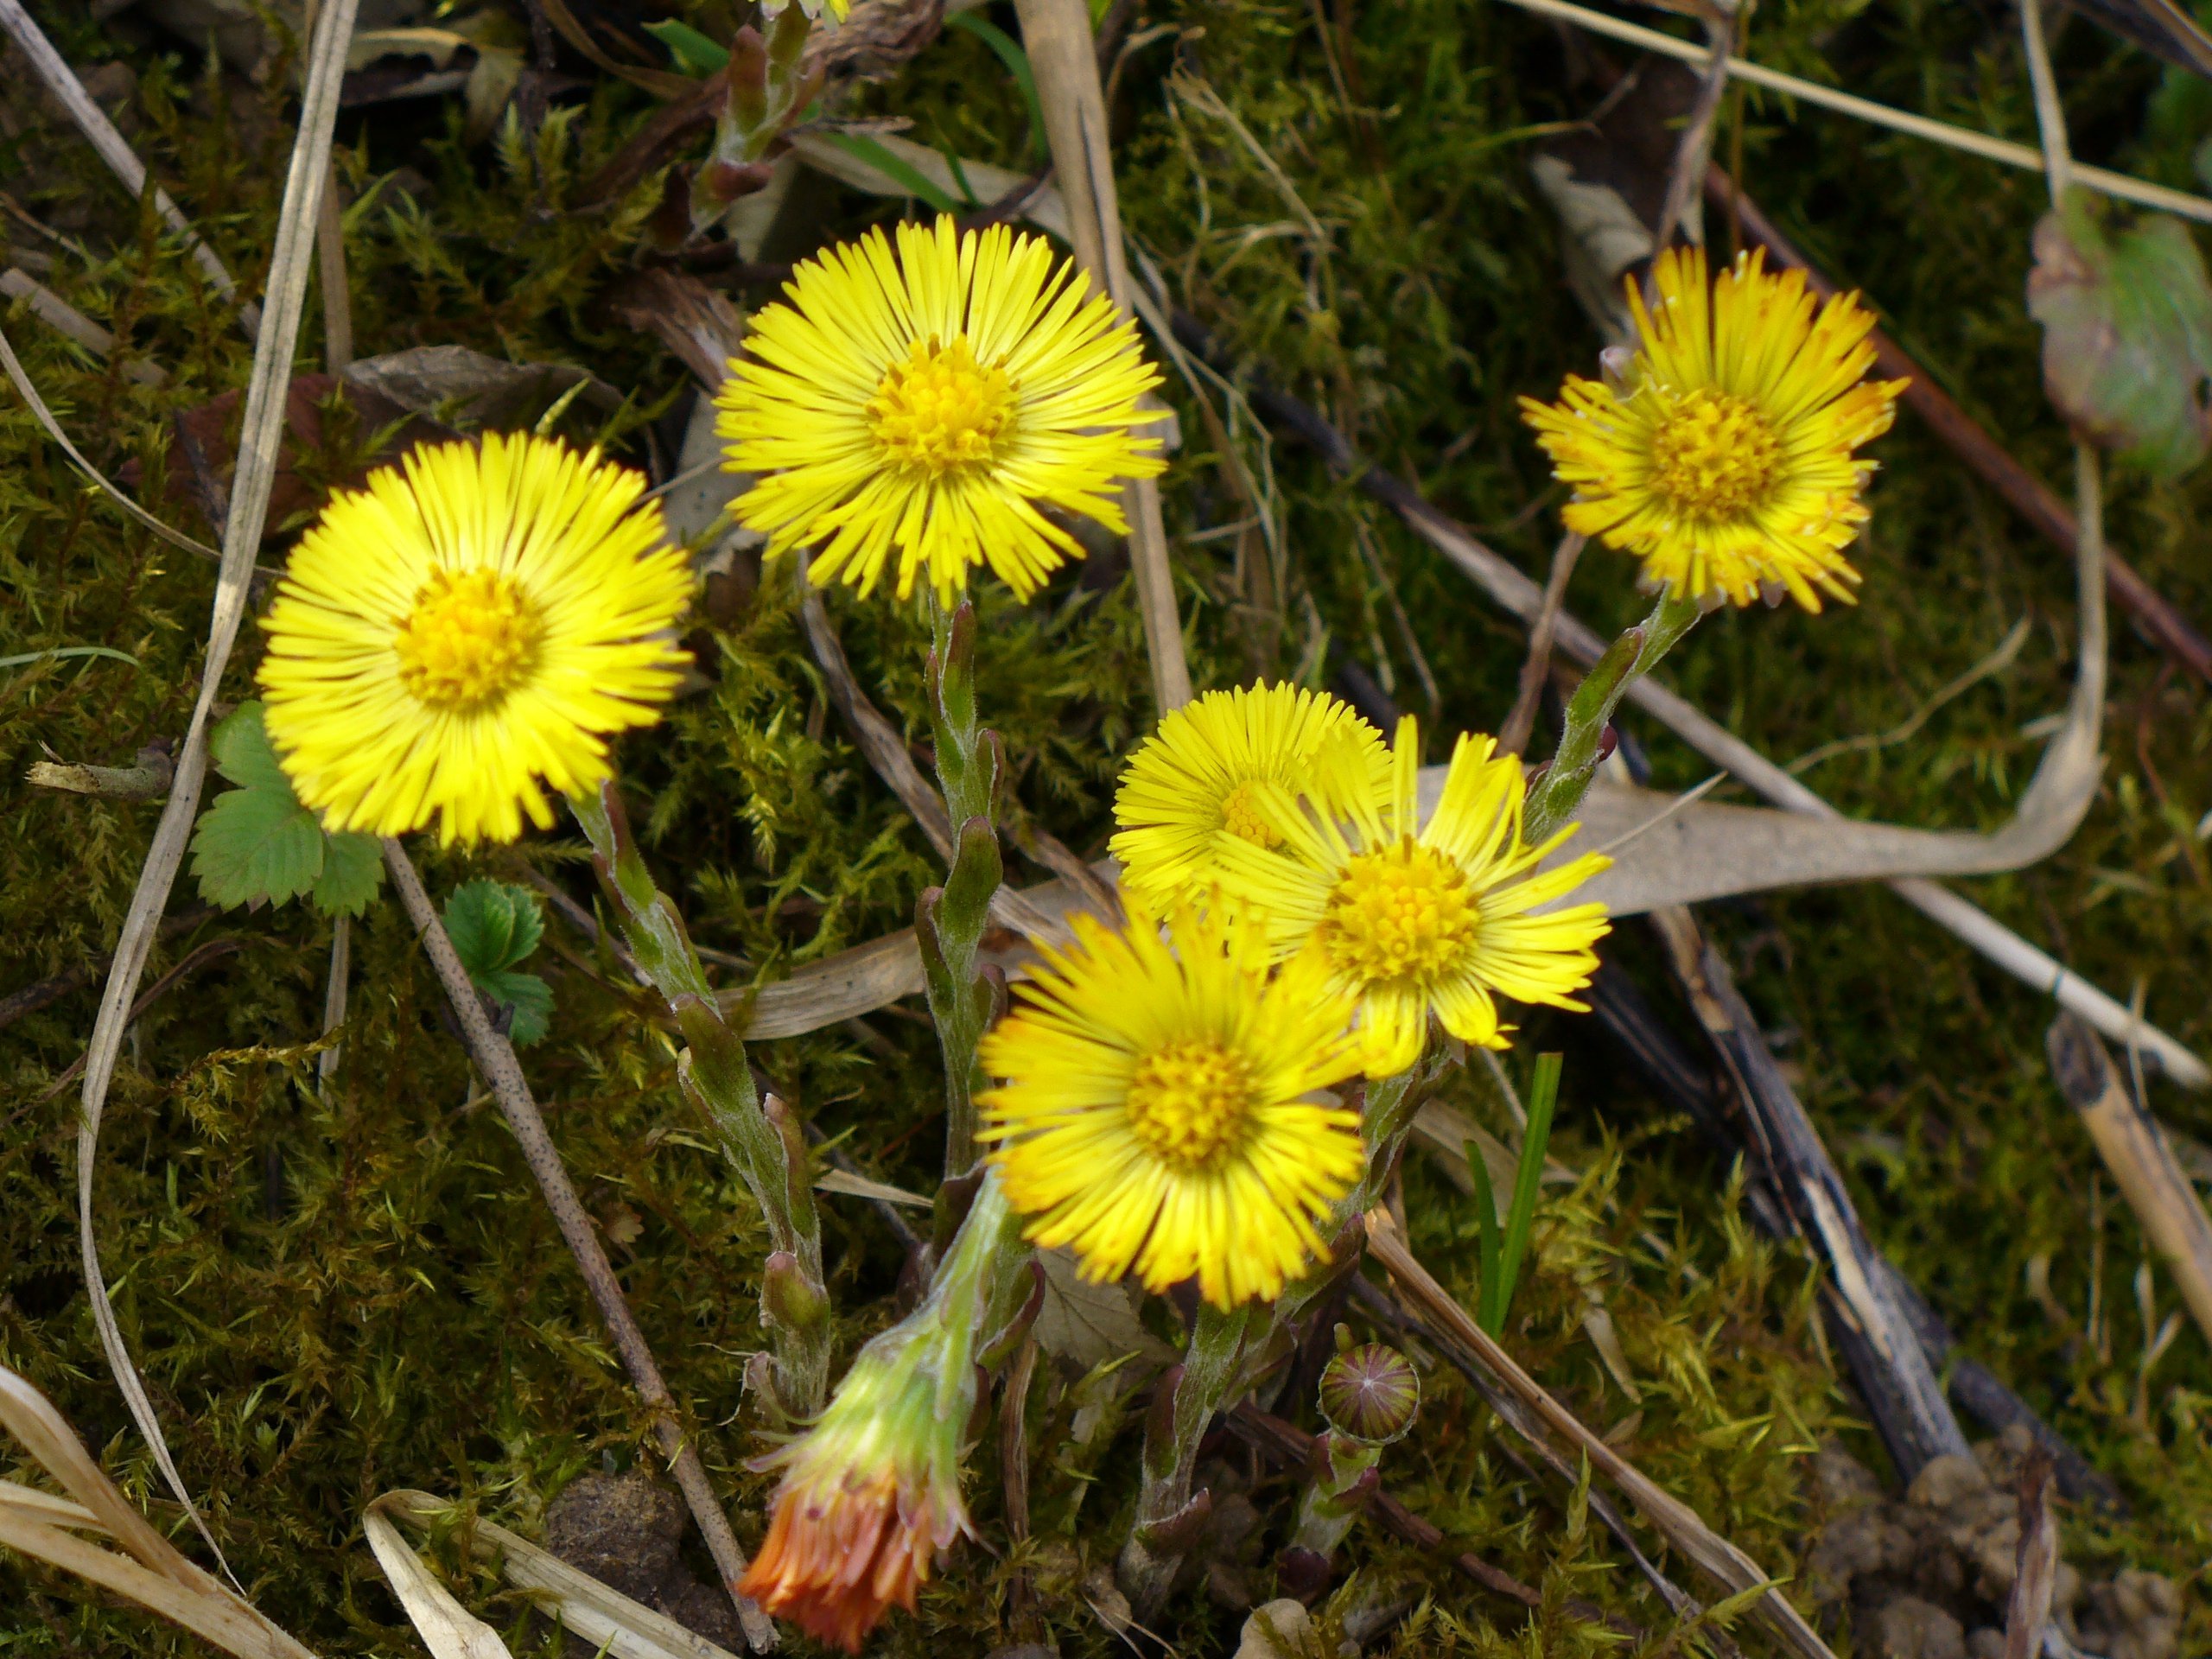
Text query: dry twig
381 841 779 1652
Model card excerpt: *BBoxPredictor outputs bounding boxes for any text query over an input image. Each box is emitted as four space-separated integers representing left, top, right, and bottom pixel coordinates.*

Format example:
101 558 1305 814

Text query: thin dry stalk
380 841 778 1653
1492 0 2212 224
0 1368 318 1659
0 319 220 561
0 0 256 327
1363 1208 1837 1659
2002 1446 2058 1659
1010 0 1192 712
2044 1014 2212 1347
1498 531 1583 755
68 0 361 1585
1649 4 1738 251
1 268 163 384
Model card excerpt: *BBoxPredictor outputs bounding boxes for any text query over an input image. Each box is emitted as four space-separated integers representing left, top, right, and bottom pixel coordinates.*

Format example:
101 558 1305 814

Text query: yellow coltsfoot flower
715 215 1165 604
1216 718 1611 1077
1110 683 1388 914
978 904 1365 1307
1520 245 1907 611
257 432 692 845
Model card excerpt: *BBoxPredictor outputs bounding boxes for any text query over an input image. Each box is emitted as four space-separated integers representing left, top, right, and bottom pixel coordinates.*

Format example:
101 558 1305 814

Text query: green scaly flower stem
1119 1062 1434 1611
919 594 1007 1183
691 6 820 231
1521 587 1702 847
570 781 830 1421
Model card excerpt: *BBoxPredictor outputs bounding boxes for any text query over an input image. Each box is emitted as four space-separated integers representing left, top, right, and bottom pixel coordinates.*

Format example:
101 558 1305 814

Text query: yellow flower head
1110 683 1388 914
978 904 1364 1307
715 216 1165 605
1215 718 1611 1077
257 433 692 845
1519 245 1907 611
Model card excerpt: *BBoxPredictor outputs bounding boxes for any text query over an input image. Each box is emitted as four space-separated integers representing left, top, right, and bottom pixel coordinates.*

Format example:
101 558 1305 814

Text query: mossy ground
3 0 2211 1653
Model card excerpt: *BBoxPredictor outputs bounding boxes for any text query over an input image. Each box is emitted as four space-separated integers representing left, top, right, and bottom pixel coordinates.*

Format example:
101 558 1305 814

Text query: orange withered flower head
741 1174 1023 1650
741 1454 965 1652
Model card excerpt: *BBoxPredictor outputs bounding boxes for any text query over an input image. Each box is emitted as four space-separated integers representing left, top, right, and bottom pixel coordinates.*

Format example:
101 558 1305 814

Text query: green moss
6 0 2212 1652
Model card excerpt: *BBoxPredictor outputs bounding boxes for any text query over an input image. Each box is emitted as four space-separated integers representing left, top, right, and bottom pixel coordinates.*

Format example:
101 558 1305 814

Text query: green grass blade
1489 1052 1562 1338
945 12 1047 162
818 132 967 214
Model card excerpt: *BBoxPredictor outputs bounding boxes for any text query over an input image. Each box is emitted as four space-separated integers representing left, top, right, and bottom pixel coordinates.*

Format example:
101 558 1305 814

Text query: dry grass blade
0 320 217 558
1009 0 1191 711
67 0 364 1591
2044 1014 2212 1347
1493 0 2212 224
2 266 163 383
369 1491 746 1659
0 1368 318 1659
362 1504 512 1659
1363 1209 1837 1659
0 0 255 328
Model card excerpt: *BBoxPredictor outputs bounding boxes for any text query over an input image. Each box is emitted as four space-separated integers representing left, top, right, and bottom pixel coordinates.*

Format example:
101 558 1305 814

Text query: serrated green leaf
190 783 325 910
477 968 554 1047
312 832 385 918
209 700 295 792
2028 192 2212 477
442 879 543 976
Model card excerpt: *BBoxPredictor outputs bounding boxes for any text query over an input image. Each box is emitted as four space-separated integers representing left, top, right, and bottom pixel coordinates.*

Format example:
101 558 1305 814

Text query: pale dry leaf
371 1491 744 1659
363 1504 512 1659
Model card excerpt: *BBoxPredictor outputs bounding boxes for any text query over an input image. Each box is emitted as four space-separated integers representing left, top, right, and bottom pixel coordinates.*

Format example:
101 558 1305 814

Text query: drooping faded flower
257 433 691 845
1519 245 1907 611
978 902 1365 1307
1110 682 1388 915
741 1176 1021 1652
714 215 1164 604
1216 718 1611 1077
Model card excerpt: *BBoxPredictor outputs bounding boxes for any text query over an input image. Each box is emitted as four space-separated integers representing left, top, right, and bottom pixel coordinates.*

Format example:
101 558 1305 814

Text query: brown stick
1646 901 1973 1478
1497 531 1583 755
1712 169 2212 687
380 840 779 1652
2045 1013 2212 1349
1364 1208 1837 1659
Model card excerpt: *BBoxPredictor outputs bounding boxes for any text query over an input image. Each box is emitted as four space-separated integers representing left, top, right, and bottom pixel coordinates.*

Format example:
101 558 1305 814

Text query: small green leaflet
442 879 554 1046
189 702 384 915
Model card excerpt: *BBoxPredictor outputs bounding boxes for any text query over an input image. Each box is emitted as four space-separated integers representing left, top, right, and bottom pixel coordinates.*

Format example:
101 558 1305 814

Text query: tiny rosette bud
1317 1342 1420 1445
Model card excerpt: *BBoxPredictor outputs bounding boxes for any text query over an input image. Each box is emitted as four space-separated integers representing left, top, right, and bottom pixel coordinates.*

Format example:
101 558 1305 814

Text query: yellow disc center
1649 388 1782 520
1323 839 1479 984
1217 780 1281 849
393 567 543 711
867 335 1014 474
1125 1039 1253 1172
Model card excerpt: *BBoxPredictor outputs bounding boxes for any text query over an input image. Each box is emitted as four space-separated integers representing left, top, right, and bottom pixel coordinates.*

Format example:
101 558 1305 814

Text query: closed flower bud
1318 1342 1420 1445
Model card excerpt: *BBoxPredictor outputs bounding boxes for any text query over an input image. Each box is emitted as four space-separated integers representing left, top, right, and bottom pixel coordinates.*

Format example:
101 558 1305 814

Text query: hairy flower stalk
569 784 830 1421
920 596 1007 1180
741 1174 1031 1651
